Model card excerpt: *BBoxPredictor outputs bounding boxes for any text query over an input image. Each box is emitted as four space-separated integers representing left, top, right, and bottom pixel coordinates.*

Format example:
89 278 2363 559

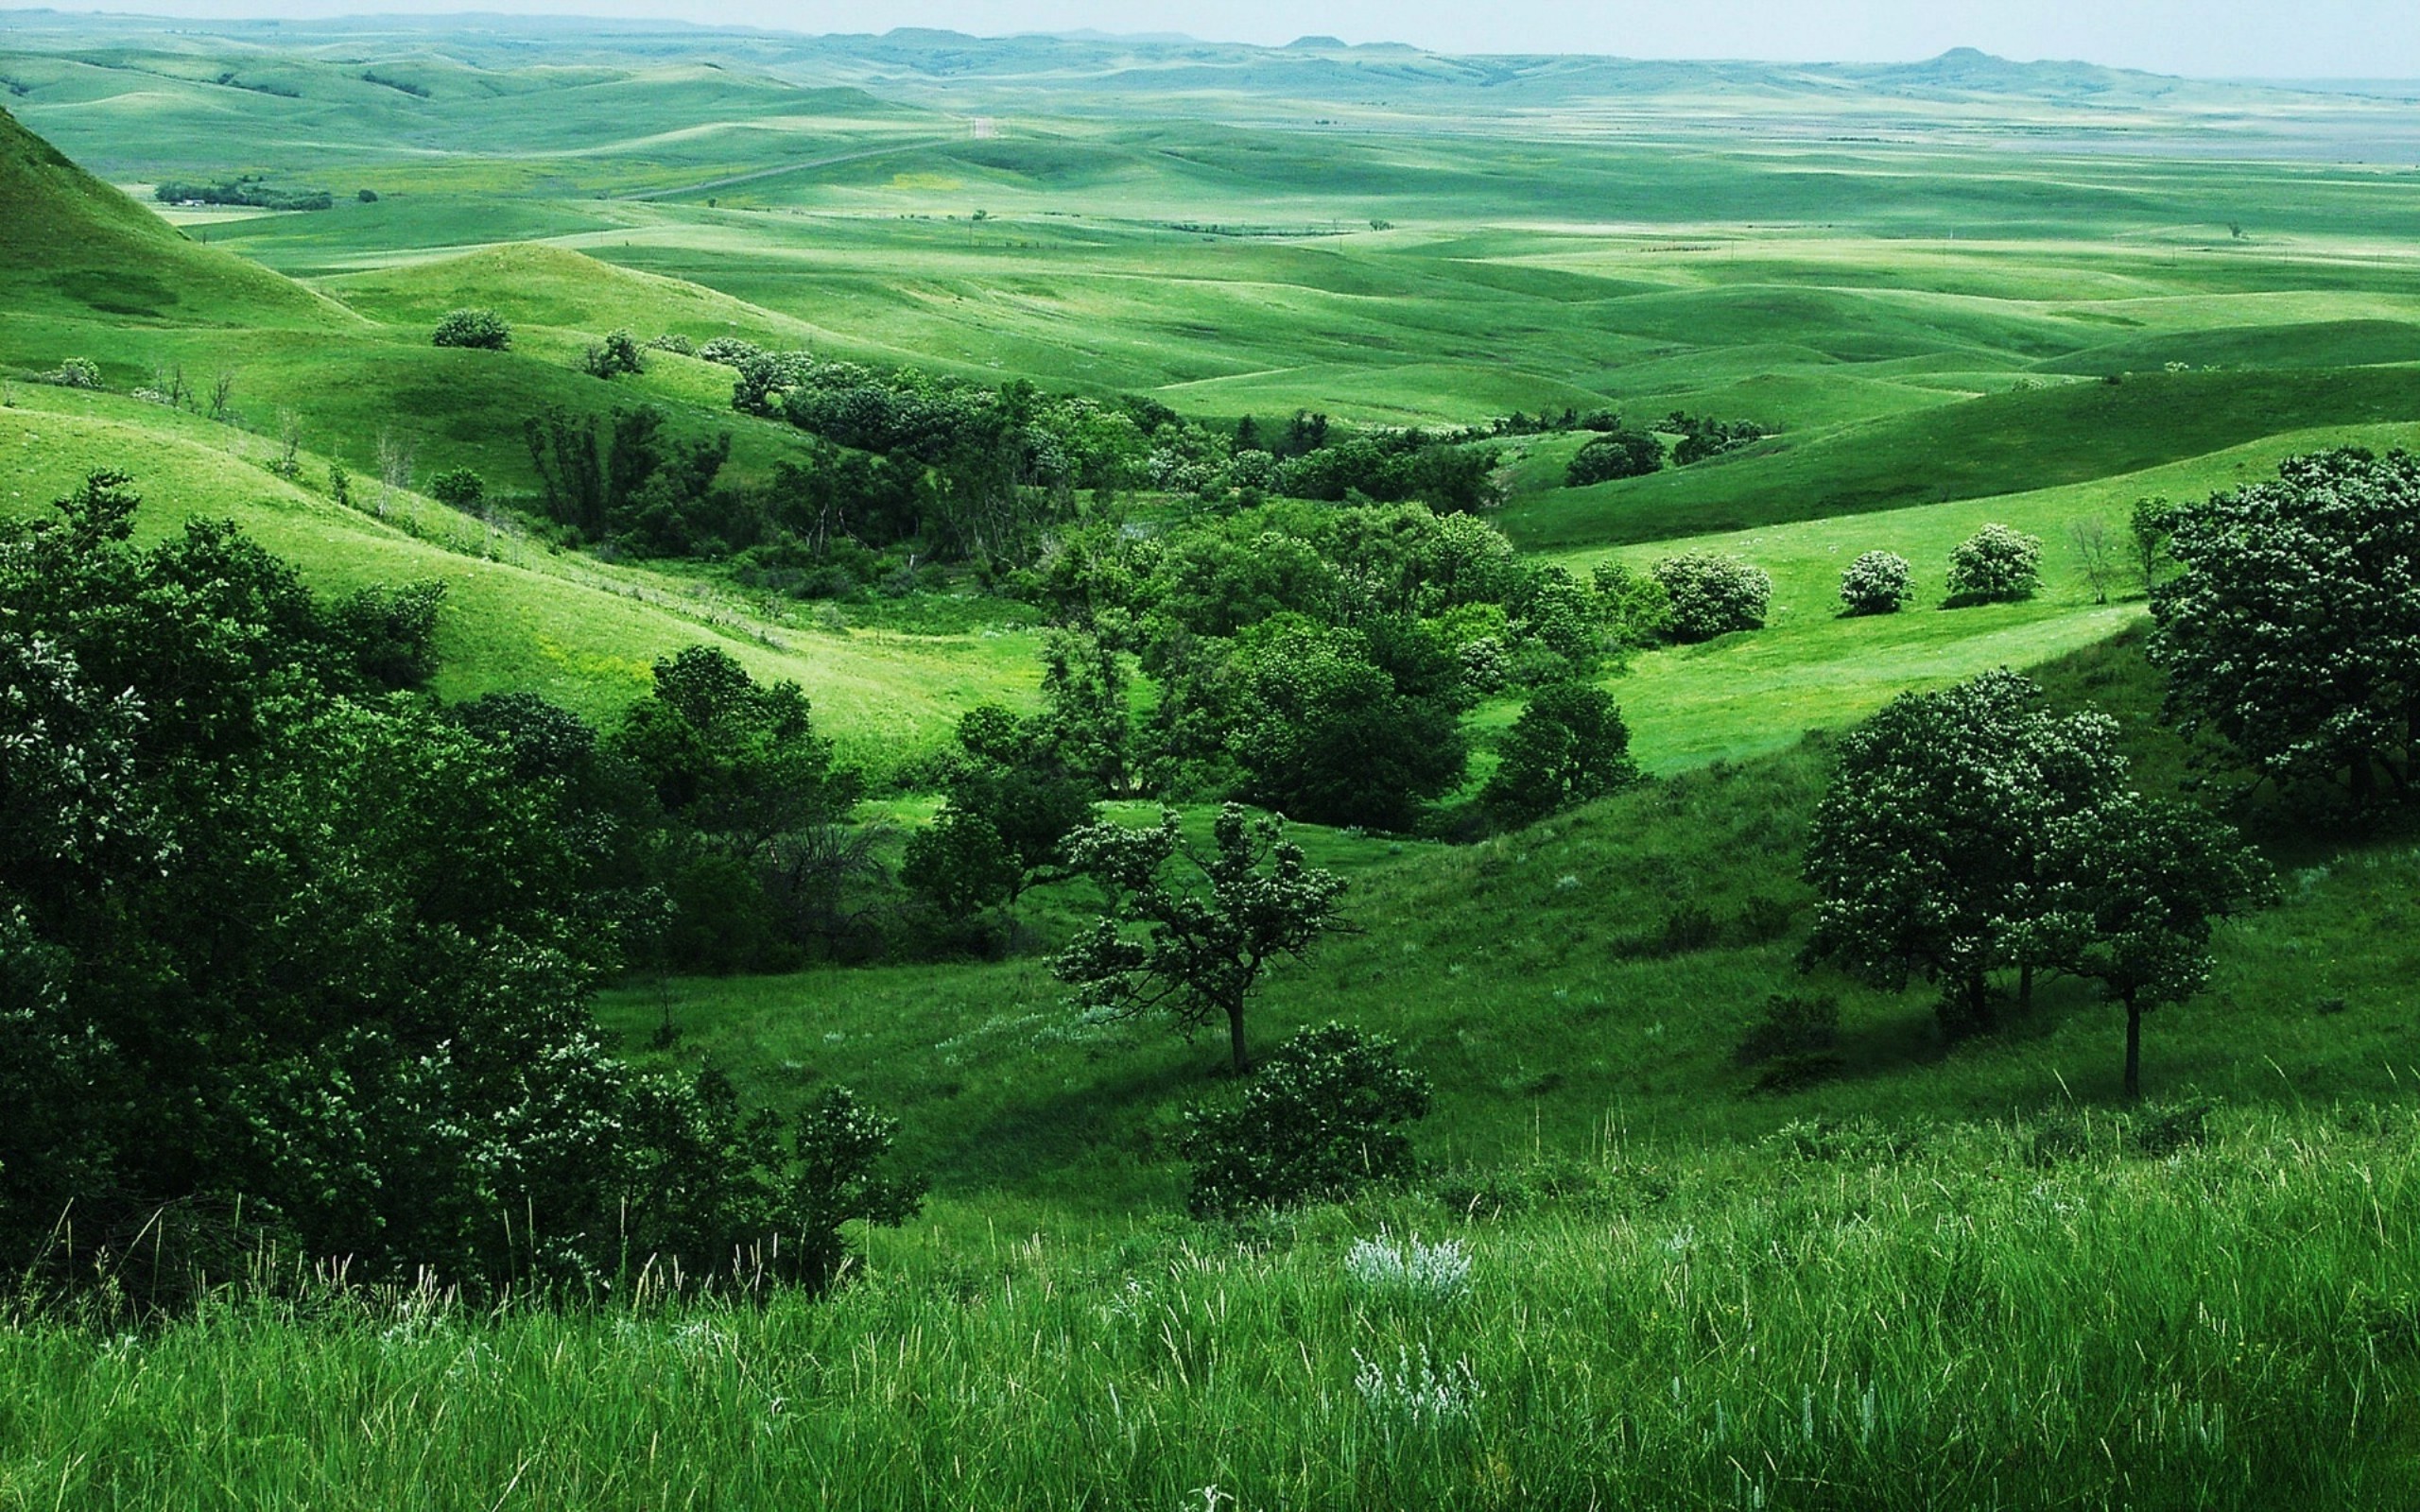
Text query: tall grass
7 1106 2414 1508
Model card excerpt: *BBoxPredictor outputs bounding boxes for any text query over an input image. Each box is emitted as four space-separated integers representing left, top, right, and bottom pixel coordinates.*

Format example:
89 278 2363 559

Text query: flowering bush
1946 524 2043 604
1839 549 1913 615
1652 552 1772 642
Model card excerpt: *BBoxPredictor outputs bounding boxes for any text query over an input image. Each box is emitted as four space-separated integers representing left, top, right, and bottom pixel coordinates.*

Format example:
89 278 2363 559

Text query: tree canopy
2149 448 2420 806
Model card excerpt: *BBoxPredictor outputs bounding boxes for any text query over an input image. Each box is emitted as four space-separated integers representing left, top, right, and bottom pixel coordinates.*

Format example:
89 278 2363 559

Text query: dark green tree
1802 671 2126 1036
2149 449 2420 806
1480 682 1642 827
613 644 860 857
2024 795 2273 1099
1226 616 1466 832
0 474 919 1294
431 307 510 351
1565 430 1664 486
1054 804 1347 1074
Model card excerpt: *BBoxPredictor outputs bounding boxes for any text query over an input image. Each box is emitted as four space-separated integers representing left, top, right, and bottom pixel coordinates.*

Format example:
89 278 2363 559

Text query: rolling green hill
0 102 351 327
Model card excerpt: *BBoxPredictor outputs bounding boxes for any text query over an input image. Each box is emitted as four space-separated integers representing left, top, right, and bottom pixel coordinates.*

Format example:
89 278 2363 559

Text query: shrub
431 308 511 351
1736 992 1841 1067
34 357 103 390
1564 430 1663 486
428 467 486 509
583 329 646 380
697 336 763 367
1651 551 1772 642
648 333 700 356
1945 524 2044 605
1182 1023 1430 1218
1839 549 1913 616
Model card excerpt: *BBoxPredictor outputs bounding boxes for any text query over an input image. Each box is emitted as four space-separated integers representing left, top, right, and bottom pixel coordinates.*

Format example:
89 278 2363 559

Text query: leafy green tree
614 644 860 857
0 474 925 1294
2128 495 2175 596
431 307 511 351
1055 804 1347 1074
1226 616 1467 832
900 806 1022 922
1802 671 2126 1036
1565 430 1664 486
326 579 445 691
1839 550 1913 616
1480 682 1642 827
2148 449 2420 806
904 705 1098 921
1945 524 2044 605
1405 442 1505 513
2024 795 2273 1099
1037 628 1134 792
1181 1023 1430 1217
1653 551 1772 642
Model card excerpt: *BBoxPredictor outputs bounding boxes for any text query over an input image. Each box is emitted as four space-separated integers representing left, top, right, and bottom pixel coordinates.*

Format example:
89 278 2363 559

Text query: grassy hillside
1501 365 2420 549
0 103 349 328
601 632 2420 1216
0 388 1035 755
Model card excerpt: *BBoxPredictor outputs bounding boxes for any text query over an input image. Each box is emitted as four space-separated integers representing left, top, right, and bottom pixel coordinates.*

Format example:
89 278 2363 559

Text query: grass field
10 1105 2420 1508
6 20 2420 1502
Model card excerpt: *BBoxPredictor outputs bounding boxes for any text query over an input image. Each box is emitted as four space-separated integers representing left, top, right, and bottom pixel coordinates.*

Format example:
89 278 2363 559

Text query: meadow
5 16 2420 1503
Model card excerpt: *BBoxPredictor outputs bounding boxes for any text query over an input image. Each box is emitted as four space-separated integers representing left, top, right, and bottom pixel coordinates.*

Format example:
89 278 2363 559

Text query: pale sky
24 0 2420 77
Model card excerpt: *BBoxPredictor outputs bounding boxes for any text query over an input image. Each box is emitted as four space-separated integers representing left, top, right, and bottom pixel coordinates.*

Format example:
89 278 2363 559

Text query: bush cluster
1652 551 1772 642
431 308 512 352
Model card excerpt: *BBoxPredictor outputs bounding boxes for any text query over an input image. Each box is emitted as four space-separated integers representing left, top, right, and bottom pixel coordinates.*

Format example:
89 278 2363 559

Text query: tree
2128 496 2175 597
583 328 646 380
1054 804 1347 1074
2024 795 2273 1099
428 467 486 510
1037 627 1134 792
900 806 1022 922
1181 1023 1429 1217
1565 430 1663 486
2148 449 2420 806
1945 524 2044 605
903 705 1098 921
1653 551 1772 642
431 307 511 351
1480 682 1642 827
0 473 921 1295
1802 671 2127 1036
325 579 446 691
2069 518 2118 606
613 644 861 857
1839 550 1913 616
1225 617 1467 832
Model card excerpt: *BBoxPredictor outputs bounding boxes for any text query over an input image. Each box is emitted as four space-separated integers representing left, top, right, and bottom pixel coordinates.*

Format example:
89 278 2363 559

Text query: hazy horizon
8 0 2420 79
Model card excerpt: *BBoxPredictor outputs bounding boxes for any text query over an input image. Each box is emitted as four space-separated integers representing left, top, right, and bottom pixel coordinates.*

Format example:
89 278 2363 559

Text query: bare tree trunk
2123 996 2144 1102
1227 1002 1251 1076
